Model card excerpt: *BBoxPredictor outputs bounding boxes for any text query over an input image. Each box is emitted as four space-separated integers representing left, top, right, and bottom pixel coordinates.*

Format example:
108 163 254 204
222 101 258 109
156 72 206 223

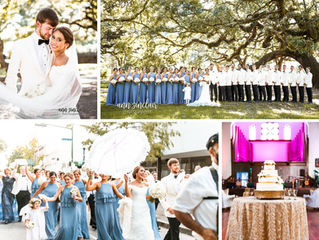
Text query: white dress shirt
273 71 282 86
244 69 252 85
237 69 245 85
305 72 313 88
281 71 289 86
225 71 232 86
258 71 266 86
289 71 297 87
296 70 306 86
12 173 32 195
231 70 238 85
252 70 259 85
32 32 51 74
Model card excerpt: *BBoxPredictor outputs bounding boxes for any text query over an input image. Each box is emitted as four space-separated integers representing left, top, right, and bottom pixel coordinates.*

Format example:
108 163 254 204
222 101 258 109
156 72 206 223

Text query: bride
187 68 220 107
122 166 155 240
0 27 82 119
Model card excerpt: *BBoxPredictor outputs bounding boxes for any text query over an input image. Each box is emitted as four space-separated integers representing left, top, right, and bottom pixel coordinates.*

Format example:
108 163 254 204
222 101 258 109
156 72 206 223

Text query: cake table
225 196 309 240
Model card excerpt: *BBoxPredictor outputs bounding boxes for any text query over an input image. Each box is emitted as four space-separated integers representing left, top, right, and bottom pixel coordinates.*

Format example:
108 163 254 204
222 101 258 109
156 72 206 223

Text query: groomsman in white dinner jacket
265 65 273 102
5 8 59 95
281 65 289 102
297 65 306 103
160 158 186 240
305 67 313 103
289 66 298 102
273 65 282 102
209 63 218 102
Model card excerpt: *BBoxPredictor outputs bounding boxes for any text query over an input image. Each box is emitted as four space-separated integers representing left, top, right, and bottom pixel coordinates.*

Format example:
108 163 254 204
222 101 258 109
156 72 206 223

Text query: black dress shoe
4 220 8 224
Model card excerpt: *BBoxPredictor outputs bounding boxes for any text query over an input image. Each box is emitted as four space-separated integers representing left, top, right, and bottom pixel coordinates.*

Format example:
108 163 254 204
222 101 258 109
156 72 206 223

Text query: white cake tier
256 182 283 191
259 170 278 176
264 165 275 170
258 176 280 183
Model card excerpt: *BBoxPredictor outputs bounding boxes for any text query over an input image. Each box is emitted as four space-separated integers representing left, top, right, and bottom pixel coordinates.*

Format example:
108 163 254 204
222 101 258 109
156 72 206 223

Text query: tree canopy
102 0 319 86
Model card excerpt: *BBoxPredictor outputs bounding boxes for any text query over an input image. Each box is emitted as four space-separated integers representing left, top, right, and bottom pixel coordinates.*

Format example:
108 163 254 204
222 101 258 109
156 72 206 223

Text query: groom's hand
167 207 174 214
201 228 217 240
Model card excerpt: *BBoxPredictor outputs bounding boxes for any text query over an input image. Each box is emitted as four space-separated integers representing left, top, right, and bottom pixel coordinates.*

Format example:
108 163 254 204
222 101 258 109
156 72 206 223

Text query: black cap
206 134 218 150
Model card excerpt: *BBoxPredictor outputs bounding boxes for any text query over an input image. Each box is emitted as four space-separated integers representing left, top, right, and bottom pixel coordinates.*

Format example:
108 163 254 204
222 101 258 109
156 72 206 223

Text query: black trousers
245 84 252 102
226 86 232 101
220 86 226 101
218 86 222 101
306 87 313 103
274 85 281 102
164 217 181 240
290 86 297 102
259 86 266 101
266 85 272 101
88 193 96 228
232 85 238 101
238 84 244 101
298 86 304 103
16 190 30 220
210 83 218 101
282 86 289 102
252 85 259 101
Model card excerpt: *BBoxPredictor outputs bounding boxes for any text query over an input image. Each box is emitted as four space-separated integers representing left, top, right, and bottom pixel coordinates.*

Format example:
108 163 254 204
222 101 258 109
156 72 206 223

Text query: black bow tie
94 177 99 179
38 39 49 45
174 175 178 179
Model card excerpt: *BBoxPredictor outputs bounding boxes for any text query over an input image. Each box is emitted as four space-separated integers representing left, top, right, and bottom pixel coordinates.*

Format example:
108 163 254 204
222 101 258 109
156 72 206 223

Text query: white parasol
87 128 150 176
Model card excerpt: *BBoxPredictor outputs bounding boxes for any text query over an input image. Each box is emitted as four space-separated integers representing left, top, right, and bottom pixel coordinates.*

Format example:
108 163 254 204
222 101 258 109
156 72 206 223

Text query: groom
5 8 59 95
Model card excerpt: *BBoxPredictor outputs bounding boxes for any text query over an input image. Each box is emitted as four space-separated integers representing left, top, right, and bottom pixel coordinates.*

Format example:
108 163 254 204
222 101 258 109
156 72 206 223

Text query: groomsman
305 67 313 103
297 65 305 103
160 158 186 240
174 134 219 240
225 65 232 101
237 65 245 102
281 65 289 102
209 63 218 102
219 65 226 101
231 64 239 101
265 65 273 101
289 66 297 102
251 65 259 102
273 65 282 102
258 65 266 101
244 64 252 102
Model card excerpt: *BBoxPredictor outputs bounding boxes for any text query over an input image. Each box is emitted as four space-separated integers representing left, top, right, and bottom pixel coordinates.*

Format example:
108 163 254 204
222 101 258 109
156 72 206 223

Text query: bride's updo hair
54 27 74 49
132 166 142 179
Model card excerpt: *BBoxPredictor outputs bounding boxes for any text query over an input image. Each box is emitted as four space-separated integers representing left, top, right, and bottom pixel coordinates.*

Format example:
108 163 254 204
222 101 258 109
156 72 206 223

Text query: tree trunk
256 50 319 88
77 52 97 64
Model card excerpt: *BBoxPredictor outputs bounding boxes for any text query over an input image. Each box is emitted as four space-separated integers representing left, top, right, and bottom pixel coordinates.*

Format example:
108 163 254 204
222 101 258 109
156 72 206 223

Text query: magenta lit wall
251 141 289 162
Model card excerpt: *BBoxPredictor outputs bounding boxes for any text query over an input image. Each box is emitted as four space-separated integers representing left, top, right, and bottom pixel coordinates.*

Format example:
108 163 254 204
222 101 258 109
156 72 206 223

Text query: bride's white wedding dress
120 185 154 240
187 80 220 107
0 59 82 119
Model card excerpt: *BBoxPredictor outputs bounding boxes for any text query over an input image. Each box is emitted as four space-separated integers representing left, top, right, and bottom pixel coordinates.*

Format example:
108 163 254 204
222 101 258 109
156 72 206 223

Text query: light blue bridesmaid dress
95 183 123 240
155 74 162 104
161 73 168 104
31 177 41 198
140 73 147 103
195 74 202 101
130 73 140 104
115 74 125 105
55 186 81 240
0 180 3 221
147 72 156 103
146 188 161 240
2 177 19 223
74 181 90 239
179 72 185 103
105 74 117 105
166 74 173 104
191 73 196 102
42 183 59 239
113 181 125 240
184 75 190 103
173 74 179 104
123 73 132 104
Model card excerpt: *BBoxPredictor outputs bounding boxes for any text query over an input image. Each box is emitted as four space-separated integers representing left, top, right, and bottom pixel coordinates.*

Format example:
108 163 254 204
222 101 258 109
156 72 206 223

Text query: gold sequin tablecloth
225 196 309 240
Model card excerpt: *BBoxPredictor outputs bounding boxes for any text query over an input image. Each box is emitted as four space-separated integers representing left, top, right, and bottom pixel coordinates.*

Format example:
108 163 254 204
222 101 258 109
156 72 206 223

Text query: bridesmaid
33 172 59 240
173 68 179 104
155 68 162 104
178 67 186 103
26 167 42 198
123 67 132 105
73 170 90 239
86 172 124 240
0 168 16 224
115 68 125 105
190 67 196 103
130 67 140 104
161 67 168 104
166 67 174 104
113 177 125 239
147 66 156 104
105 68 118 105
139 67 148 103
195 68 203 101
49 173 83 240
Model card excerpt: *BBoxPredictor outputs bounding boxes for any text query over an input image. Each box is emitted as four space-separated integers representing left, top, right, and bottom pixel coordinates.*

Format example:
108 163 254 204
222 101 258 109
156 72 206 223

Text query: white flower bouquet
143 78 149 83
162 77 168 82
174 77 179 83
149 77 155 82
25 83 47 98
180 77 185 83
111 79 116 85
191 78 197 83
149 181 166 203
70 187 77 198
25 221 35 229
127 76 133 81
155 79 161 84
118 76 125 83
198 76 204 81
133 78 140 83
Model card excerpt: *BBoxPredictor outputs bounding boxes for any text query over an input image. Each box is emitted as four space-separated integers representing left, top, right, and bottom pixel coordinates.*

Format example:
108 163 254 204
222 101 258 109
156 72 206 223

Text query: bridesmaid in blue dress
166 67 174 104
33 172 59 240
73 170 90 239
178 67 186 104
130 67 140 104
123 67 132 105
190 67 196 103
139 67 148 103
155 68 162 104
105 68 118 105
115 68 125 105
146 188 161 240
49 173 82 240
147 66 156 104
26 167 42 198
195 68 203 101
172 68 179 104
161 67 168 104
113 178 125 239
0 168 16 224
86 173 124 240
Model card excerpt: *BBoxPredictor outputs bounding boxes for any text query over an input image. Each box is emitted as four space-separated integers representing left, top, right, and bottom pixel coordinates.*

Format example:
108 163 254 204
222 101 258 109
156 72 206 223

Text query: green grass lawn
100 83 319 119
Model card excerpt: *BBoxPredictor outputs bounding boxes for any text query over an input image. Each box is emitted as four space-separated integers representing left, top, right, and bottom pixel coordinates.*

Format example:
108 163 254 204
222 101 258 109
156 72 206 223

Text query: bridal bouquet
25 83 47 98
133 78 140 83
149 77 155 82
174 77 179 83
149 181 166 203
111 79 116 85
70 187 78 198
191 78 197 83
155 79 161 84
118 76 125 83
25 221 35 229
180 77 185 83
198 76 204 81
127 76 133 81
143 78 149 83
162 77 168 82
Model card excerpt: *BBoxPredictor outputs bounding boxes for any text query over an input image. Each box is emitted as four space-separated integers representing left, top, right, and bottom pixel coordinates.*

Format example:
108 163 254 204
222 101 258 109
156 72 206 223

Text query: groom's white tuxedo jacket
160 171 185 218
5 32 53 95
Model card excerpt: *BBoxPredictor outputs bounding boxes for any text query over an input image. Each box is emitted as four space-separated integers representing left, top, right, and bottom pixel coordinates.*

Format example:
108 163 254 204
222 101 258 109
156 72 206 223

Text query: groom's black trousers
210 83 218 102
164 217 181 240
16 190 30 221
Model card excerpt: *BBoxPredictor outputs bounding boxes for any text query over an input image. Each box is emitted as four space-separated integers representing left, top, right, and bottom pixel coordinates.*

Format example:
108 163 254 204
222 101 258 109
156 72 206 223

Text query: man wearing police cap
173 134 219 240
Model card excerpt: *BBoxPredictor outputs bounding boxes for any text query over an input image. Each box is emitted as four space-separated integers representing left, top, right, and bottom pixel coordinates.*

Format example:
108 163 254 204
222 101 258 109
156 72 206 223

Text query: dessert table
225 196 309 240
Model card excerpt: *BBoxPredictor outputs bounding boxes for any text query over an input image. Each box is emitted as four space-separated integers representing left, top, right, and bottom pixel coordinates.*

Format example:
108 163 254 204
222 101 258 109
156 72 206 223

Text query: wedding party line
105 63 314 107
